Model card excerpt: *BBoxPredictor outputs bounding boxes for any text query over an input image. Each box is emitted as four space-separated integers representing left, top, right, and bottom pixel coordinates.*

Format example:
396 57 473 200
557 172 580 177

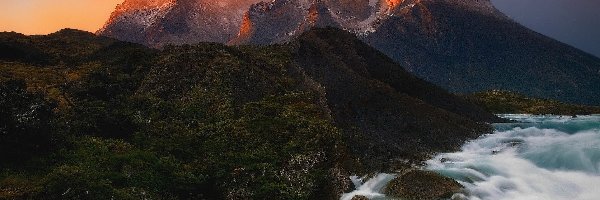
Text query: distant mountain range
98 0 600 106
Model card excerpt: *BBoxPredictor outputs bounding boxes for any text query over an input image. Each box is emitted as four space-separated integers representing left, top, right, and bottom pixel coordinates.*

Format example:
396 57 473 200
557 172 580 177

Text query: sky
0 0 123 35
492 0 600 58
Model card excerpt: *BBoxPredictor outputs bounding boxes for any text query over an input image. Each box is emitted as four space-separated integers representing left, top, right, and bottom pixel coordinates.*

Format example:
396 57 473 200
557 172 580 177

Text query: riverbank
463 90 600 115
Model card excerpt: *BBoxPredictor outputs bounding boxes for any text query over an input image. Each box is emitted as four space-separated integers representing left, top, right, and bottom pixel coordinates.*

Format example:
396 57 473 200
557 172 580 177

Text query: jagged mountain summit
98 0 407 46
98 0 264 45
98 0 499 46
98 0 600 105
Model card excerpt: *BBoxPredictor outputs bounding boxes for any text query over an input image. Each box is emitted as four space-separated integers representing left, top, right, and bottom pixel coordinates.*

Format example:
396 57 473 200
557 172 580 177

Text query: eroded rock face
228 0 309 45
98 0 263 47
229 0 422 44
384 170 463 200
98 0 499 48
99 0 431 46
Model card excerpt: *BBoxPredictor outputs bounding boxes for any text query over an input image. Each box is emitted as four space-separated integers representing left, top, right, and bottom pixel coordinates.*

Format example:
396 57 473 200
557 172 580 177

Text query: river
343 114 600 200
427 114 600 200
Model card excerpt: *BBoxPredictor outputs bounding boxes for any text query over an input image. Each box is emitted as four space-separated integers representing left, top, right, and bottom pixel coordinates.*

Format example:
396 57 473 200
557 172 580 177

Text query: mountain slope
1 28 494 199
291 28 495 165
364 0 600 105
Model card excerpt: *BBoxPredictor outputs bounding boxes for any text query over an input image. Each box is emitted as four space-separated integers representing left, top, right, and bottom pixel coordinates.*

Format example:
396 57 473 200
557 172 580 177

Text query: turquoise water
427 114 600 200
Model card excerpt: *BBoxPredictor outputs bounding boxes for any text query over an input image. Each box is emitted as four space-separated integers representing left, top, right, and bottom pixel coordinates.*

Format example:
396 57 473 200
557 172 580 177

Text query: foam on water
340 173 396 200
427 114 600 200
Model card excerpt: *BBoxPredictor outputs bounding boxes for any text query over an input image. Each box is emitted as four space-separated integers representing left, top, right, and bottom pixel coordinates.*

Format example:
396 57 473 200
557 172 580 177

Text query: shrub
0 79 56 164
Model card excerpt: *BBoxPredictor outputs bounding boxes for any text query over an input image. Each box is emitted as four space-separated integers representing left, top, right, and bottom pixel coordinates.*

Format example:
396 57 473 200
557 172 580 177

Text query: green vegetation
0 80 56 164
0 30 343 199
464 90 600 115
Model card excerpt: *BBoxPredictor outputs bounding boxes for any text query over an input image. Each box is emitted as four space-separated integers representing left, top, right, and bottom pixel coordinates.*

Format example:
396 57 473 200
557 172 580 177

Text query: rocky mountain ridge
100 0 482 46
98 0 264 46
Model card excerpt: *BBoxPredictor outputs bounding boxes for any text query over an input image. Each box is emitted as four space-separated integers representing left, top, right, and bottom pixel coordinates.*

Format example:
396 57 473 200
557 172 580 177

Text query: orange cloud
0 0 123 35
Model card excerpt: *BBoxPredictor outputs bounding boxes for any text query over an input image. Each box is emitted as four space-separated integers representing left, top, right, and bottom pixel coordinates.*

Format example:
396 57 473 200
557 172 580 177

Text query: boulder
351 195 369 200
384 170 462 200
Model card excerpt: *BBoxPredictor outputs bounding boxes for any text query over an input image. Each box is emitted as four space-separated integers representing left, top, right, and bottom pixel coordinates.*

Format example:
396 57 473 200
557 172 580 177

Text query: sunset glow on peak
0 0 123 35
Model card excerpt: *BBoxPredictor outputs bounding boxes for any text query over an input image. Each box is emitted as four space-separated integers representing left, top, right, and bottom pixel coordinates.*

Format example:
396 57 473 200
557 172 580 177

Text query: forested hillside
0 28 493 199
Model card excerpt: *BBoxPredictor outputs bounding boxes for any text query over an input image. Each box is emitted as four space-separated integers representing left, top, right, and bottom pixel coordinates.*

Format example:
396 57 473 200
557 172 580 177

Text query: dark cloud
492 0 600 58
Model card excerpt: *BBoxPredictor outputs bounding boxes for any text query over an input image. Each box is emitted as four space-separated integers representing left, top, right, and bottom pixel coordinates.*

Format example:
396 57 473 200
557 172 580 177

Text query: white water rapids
342 114 600 200
340 173 396 200
428 114 600 200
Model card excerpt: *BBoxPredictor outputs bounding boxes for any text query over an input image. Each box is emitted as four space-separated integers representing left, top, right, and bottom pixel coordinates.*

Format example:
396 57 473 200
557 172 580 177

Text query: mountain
97 0 263 46
99 0 402 46
98 0 600 106
1 28 495 199
363 0 600 106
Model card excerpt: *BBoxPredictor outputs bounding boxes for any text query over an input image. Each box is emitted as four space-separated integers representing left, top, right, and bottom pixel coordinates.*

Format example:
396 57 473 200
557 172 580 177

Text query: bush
0 79 56 164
